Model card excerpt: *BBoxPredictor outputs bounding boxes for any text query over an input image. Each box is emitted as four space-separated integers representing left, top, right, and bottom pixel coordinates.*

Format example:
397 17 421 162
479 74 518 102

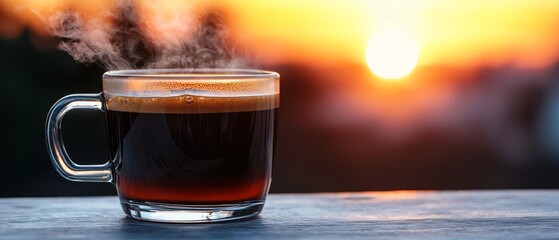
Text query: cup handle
45 93 113 182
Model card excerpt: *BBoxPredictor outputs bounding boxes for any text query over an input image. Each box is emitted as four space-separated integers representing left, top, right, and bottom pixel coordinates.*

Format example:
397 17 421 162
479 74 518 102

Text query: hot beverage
105 95 278 204
46 69 279 222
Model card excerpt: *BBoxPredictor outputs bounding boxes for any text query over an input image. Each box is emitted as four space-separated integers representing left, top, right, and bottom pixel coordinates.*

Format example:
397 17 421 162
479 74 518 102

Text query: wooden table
1 191 558 239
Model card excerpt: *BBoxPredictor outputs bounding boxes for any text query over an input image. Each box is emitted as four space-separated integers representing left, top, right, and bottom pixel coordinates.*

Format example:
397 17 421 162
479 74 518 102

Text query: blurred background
2 0 559 197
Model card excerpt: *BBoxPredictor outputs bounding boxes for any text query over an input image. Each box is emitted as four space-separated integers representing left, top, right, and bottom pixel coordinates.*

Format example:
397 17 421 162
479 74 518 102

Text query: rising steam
42 0 241 70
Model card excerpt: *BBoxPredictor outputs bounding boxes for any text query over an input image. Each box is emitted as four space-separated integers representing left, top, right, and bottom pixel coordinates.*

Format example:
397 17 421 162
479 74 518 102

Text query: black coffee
105 94 278 204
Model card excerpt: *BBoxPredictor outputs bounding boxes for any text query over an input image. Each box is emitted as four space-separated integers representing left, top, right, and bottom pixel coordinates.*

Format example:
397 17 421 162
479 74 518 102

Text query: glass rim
103 68 279 80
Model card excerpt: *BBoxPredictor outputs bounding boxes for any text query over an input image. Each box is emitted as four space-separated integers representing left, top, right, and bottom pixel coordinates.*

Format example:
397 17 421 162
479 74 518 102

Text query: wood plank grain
1 191 558 239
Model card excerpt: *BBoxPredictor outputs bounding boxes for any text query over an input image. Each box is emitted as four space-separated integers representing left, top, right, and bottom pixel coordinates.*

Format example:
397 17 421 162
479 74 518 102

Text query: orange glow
218 0 559 69
0 0 116 37
369 190 421 201
2 0 559 69
338 190 421 201
135 0 203 49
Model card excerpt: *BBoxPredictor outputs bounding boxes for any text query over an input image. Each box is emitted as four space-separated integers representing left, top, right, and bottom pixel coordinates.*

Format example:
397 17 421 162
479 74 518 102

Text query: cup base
120 199 265 223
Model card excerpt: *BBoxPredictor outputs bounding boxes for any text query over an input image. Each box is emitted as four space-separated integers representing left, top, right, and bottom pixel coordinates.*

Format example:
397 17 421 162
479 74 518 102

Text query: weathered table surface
1 191 558 239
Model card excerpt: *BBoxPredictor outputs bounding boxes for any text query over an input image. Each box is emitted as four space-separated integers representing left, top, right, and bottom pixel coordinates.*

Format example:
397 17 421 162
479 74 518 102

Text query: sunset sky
2 0 559 72
220 0 559 70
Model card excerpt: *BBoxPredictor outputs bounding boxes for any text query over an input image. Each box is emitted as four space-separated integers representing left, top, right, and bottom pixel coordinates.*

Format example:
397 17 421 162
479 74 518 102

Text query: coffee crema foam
105 94 279 114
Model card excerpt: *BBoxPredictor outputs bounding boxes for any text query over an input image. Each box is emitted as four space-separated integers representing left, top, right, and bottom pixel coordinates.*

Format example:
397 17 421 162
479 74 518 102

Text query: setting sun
366 28 419 79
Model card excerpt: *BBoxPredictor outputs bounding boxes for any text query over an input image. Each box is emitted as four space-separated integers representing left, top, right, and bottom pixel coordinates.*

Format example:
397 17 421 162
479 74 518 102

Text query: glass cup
45 69 279 223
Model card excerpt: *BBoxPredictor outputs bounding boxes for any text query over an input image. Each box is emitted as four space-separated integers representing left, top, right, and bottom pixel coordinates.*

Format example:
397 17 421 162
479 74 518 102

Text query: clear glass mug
45 69 279 223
